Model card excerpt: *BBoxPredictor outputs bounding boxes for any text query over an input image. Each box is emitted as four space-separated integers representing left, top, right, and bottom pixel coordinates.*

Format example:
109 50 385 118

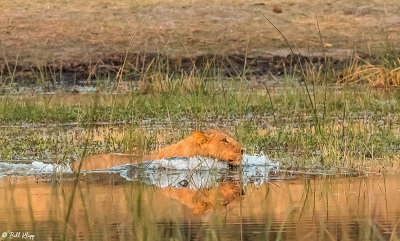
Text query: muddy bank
0 52 347 85
0 0 398 87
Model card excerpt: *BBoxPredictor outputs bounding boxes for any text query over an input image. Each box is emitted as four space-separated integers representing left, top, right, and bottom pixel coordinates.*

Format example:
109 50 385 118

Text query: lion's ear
192 131 213 144
192 131 207 144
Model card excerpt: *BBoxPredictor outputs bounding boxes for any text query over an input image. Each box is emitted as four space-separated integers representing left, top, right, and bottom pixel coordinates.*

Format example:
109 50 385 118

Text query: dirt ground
0 0 399 80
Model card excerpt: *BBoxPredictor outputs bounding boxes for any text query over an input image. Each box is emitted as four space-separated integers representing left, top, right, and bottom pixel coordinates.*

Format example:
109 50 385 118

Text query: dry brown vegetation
0 0 399 65
343 57 400 87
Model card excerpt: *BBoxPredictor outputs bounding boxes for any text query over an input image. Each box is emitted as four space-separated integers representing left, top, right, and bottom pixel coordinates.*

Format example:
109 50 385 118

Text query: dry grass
0 0 399 65
342 57 400 87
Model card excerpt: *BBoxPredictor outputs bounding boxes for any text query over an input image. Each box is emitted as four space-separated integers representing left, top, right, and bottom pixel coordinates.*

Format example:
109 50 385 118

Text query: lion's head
72 130 245 172
191 130 244 165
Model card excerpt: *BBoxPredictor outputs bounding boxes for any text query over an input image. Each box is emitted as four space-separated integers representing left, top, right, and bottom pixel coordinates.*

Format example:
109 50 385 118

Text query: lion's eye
221 138 229 144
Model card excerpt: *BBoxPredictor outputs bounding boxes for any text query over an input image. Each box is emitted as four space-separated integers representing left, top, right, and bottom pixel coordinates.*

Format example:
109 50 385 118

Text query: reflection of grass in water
3 173 400 240
259 175 400 240
62 128 90 241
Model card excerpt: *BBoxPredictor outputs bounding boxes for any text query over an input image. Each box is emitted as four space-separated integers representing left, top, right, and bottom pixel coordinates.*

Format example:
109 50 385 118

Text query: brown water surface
0 172 399 241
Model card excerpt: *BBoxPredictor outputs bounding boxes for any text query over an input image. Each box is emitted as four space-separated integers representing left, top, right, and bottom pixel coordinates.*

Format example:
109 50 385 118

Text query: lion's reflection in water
125 165 246 214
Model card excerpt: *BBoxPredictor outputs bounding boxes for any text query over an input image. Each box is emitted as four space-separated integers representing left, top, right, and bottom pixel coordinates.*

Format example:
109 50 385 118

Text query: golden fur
70 153 141 172
146 130 244 165
71 130 244 172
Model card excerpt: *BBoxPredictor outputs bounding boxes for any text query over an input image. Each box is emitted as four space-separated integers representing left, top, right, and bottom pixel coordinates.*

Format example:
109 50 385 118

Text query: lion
70 130 244 172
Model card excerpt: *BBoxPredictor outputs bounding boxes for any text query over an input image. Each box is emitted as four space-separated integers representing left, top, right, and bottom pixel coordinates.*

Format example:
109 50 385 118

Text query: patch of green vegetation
0 81 399 172
1 83 399 123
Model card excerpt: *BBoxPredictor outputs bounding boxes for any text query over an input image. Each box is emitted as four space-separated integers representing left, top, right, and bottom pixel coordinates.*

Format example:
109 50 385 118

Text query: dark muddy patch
0 53 346 86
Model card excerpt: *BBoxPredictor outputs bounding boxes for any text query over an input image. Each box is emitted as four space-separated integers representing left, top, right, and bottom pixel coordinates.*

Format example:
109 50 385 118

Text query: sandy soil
0 0 399 81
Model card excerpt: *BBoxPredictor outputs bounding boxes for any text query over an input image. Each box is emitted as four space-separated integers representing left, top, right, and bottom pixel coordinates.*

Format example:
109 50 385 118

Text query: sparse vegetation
1 79 399 172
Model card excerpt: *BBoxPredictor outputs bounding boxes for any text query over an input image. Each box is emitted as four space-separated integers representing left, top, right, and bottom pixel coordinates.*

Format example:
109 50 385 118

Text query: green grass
1 80 399 172
1 83 399 122
1 46 400 172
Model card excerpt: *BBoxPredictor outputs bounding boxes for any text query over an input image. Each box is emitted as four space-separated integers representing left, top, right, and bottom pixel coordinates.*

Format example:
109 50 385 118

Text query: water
118 154 278 189
0 153 278 185
0 155 399 240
